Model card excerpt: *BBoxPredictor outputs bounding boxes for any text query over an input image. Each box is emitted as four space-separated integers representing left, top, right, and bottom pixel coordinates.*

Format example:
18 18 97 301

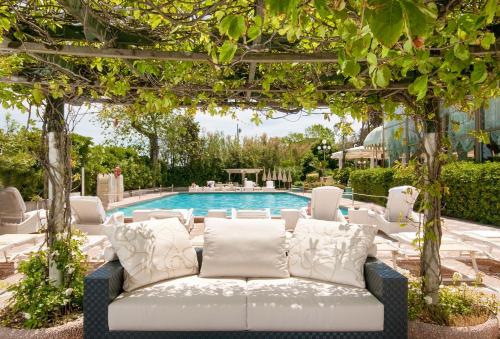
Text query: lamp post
317 139 332 161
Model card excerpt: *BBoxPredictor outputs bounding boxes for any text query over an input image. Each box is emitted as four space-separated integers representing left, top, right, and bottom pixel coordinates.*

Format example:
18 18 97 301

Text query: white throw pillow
103 218 198 291
288 219 377 288
200 218 289 278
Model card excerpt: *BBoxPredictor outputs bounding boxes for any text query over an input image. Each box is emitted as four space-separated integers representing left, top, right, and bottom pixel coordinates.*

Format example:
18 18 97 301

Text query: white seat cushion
70 196 106 224
246 277 384 331
108 276 247 331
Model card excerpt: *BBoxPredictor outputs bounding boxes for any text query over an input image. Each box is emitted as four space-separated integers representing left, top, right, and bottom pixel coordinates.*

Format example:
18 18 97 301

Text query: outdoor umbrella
262 168 267 181
272 168 277 181
287 171 292 183
277 168 283 181
267 168 272 182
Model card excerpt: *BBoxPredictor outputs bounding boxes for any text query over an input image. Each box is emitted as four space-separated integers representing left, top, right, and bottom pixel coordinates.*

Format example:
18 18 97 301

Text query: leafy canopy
0 0 496 119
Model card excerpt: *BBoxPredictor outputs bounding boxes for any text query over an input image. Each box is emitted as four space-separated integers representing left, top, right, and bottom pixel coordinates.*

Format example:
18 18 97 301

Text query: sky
0 104 348 144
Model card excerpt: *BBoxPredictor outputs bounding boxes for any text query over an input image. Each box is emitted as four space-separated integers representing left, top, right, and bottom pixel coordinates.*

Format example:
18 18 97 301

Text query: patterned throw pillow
103 218 198 291
288 219 377 288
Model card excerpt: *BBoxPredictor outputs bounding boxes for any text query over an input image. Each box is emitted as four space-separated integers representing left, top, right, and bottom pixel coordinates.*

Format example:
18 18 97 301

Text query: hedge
349 162 500 226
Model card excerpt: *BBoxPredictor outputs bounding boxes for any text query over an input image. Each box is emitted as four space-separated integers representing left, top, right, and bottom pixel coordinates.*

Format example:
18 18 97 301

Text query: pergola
224 168 263 184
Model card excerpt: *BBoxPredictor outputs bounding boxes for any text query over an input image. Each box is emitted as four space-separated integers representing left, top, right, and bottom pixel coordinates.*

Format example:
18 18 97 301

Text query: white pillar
81 167 85 196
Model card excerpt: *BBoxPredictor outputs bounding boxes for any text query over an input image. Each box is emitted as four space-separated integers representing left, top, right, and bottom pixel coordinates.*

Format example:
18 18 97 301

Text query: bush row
349 162 500 226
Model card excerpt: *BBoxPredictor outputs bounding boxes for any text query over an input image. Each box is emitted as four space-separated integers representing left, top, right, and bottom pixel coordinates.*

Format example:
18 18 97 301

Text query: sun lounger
450 230 500 259
0 187 46 234
348 186 420 234
231 208 271 219
0 234 45 262
70 196 125 235
389 231 482 278
132 208 195 231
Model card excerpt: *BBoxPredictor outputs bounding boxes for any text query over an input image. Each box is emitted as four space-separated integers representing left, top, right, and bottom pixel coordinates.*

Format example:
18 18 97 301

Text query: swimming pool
109 192 346 217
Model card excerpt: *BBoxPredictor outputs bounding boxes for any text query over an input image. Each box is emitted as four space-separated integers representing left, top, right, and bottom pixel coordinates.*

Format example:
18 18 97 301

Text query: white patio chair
0 187 46 234
348 185 420 234
231 208 271 219
70 196 125 235
132 208 195 231
302 186 347 223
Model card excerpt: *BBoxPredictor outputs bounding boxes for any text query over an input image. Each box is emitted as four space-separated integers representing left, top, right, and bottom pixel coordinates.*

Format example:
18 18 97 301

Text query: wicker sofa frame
84 251 408 339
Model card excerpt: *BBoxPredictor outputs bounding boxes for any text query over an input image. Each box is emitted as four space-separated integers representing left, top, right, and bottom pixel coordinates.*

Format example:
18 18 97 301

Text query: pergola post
44 96 72 285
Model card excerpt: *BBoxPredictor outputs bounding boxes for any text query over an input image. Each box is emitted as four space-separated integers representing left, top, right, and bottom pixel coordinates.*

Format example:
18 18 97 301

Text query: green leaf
266 0 299 15
374 65 391 88
313 0 331 18
453 44 470 61
470 62 487 84
367 52 377 66
399 0 436 38
408 74 428 101
366 0 404 47
219 41 237 63
247 25 261 42
480 32 495 50
219 15 246 40
32 86 44 105
341 59 361 77
484 0 497 24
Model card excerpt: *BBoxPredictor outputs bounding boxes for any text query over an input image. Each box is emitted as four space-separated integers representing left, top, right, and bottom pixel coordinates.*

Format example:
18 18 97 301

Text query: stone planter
409 317 498 339
0 316 82 339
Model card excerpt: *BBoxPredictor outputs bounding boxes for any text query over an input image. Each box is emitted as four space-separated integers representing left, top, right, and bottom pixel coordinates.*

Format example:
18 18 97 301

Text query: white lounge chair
263 180 275 192
0 187 46 234
70 196 124 235
303 186 347 222
450 230 500 259
390 231 482 278
348 185 420 235
231 208 271 219
132 208 195 231
0 233 44 262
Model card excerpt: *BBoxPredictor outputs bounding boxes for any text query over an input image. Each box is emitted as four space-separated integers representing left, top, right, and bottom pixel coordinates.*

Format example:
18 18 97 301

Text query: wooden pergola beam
0 75 415 92
2 39 497 64
0 40 344 63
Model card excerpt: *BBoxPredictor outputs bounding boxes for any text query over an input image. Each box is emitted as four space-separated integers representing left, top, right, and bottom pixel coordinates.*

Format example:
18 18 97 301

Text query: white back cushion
70 196 106 224
104 218 198 291
0 187 26 223
200 218 289 278
385 186 420 222
234 209 270 219
133 209 188 224
288 219 377 288
311 186 343 221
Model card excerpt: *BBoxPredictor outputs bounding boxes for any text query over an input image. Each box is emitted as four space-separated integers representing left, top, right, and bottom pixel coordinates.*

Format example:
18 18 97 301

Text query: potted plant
408 272 498 338
0 232 87 339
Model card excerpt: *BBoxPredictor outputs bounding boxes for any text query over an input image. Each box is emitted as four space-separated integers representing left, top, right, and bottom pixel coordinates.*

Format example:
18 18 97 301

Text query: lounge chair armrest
84 260 124 334
364 257 408 338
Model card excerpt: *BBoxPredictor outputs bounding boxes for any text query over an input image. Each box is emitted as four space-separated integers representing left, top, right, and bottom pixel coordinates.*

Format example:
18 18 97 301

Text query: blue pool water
109 192 346 217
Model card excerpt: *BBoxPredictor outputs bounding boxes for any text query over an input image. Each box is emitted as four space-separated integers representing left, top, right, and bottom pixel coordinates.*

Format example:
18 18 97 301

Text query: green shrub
349 168 402 205
330 168 352 185
0 232 87 329
408 272 497 326
441 162 500 225
349 162 500 226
